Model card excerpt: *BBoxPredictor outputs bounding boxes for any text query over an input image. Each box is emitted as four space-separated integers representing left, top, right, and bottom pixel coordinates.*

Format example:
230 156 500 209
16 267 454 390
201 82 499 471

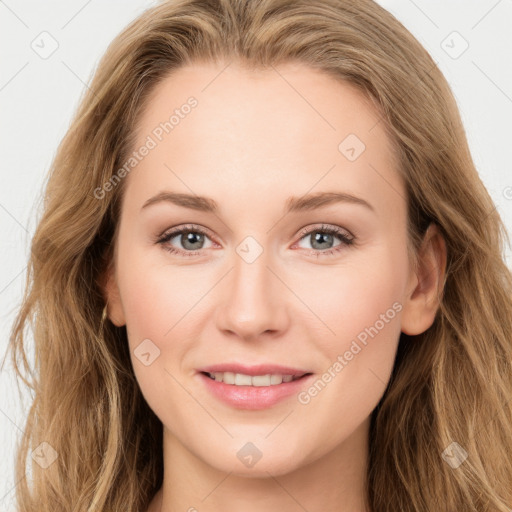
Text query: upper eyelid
159 223 214 239
298 224 353 238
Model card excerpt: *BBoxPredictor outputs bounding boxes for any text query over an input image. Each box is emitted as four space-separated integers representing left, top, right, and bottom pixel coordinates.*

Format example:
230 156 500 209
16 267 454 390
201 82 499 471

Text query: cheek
300 246 407 352
113 241 185 386
115 245 217 392
115 235 195 346
120 270 172 346
294 244 407 412
116 257 196 426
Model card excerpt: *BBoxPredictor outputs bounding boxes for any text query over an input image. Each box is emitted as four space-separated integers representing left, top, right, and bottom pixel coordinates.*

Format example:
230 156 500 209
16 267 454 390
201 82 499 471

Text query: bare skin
103 61 446 512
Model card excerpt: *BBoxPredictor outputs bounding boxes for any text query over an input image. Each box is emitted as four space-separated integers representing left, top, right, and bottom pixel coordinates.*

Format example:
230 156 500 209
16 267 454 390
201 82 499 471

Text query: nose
215 247 290 341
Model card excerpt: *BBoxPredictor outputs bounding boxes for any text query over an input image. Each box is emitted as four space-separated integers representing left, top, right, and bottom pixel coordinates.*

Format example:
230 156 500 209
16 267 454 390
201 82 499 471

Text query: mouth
196 364 314 410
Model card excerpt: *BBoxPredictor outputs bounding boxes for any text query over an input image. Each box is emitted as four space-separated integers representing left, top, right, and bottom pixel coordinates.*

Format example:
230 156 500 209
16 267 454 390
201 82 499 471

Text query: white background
1 0 511 508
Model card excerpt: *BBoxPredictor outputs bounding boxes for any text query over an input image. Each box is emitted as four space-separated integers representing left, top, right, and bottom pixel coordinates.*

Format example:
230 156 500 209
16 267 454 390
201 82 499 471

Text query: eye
156 223 355 258
156 224 215 257
294 224 355 257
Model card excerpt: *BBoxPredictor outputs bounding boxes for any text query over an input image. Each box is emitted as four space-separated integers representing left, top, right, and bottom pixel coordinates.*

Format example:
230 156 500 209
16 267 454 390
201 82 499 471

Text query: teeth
207 372 300 386
235 373 252 386
270 374 282 385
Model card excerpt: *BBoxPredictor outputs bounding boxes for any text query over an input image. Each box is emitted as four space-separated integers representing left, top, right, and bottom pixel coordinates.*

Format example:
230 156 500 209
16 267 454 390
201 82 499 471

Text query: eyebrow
141 191 374 213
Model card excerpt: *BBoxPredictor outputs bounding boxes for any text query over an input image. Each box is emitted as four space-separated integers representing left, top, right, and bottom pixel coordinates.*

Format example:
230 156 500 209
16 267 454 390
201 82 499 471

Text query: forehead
125 61 404 217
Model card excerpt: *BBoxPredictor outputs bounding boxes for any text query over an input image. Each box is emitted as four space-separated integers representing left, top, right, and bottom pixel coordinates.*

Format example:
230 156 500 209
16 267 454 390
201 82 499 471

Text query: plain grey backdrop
1 0 511 509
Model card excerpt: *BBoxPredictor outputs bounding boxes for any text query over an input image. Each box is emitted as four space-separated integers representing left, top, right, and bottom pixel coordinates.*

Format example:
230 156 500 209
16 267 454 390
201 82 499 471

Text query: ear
401 223 447 336
99 260 126 327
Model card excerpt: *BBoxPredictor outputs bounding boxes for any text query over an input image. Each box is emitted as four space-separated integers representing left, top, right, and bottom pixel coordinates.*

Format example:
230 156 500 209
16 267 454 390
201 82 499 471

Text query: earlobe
401 223 447 336
100 261 126 327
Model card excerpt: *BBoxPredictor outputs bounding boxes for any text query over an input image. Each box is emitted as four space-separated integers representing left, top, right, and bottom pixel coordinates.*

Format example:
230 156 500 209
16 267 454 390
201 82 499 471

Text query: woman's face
105 61 430 476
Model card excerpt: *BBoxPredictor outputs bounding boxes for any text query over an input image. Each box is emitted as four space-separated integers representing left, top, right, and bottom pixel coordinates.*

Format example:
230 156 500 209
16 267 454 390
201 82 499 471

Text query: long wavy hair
5 0 512 510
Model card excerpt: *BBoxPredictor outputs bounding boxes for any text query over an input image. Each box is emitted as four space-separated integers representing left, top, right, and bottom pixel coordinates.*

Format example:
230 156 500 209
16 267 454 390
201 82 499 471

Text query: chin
203 441 308 478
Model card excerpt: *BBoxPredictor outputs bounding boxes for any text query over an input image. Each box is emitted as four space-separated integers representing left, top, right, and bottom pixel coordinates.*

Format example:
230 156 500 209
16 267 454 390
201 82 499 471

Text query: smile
197 365 314 410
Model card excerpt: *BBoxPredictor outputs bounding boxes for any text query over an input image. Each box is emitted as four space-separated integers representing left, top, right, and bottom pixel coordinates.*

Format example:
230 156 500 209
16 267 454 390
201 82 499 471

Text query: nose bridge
215 237 289 339
232 241 270 302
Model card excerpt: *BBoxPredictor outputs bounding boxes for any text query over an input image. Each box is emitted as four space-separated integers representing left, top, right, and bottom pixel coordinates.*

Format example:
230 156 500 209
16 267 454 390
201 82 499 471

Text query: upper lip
197 363 312 377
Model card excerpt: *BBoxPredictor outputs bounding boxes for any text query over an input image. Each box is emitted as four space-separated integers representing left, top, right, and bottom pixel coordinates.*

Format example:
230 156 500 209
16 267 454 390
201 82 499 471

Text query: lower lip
198 372 314 410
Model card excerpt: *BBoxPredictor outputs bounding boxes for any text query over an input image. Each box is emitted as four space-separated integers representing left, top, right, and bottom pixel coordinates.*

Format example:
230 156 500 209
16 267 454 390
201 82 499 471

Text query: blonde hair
5 0 512 510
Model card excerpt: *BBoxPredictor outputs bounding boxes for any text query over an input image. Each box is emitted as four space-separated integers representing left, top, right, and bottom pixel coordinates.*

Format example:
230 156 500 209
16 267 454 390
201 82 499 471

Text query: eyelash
156 223 355 258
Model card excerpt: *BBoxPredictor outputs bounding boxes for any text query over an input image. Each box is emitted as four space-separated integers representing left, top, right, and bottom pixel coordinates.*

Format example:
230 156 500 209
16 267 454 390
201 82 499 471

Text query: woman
6 0 512 510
